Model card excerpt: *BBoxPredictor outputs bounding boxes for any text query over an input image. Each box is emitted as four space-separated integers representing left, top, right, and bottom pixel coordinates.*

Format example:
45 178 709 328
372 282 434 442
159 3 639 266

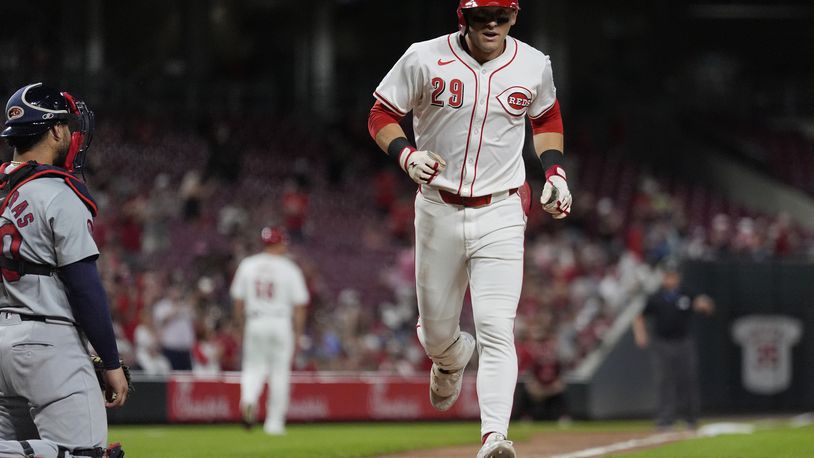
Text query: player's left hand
92 356 134 408
540 166 572 219
103 367 130 408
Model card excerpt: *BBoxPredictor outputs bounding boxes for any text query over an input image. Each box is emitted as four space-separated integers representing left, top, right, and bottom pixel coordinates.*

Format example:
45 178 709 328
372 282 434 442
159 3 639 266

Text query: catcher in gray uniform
0 83 128 458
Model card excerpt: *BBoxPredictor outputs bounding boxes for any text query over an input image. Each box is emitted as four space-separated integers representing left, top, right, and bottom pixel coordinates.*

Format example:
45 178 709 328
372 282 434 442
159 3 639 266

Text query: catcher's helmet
261 226 288 245
457 0 520 31
1 82 95 173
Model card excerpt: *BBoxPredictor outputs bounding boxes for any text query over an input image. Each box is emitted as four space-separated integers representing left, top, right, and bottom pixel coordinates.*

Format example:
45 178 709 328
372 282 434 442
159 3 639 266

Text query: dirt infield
376 429 660 458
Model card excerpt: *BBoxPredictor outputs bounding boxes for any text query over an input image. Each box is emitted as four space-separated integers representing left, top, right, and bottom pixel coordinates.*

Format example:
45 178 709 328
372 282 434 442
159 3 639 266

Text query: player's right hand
400 149 447 185
103 367 129 408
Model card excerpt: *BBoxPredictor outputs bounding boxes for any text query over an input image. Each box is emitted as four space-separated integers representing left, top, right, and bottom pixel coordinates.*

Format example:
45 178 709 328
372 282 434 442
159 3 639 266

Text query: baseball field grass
108 420 814 457
619 423 814 458
109 422 510 458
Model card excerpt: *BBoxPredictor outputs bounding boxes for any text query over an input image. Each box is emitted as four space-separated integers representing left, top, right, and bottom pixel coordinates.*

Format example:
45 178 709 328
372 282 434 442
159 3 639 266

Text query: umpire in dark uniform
633 261 714 429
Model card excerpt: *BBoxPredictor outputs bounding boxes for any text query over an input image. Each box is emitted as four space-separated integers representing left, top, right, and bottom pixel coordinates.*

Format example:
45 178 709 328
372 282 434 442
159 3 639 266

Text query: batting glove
398 147 447 185
541 166 572 219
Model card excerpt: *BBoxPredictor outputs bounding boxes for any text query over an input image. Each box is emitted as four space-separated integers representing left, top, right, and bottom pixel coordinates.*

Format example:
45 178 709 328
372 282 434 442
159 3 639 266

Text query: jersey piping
446 34 481 196
470 38 519 196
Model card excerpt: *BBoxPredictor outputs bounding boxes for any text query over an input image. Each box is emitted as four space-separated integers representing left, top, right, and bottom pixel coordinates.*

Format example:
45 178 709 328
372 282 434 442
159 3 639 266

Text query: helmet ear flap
458 8 470 35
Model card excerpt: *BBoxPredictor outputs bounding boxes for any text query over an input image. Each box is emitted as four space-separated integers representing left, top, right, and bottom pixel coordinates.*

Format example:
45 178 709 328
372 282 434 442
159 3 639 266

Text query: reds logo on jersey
496 87 532 117
7 106 23 120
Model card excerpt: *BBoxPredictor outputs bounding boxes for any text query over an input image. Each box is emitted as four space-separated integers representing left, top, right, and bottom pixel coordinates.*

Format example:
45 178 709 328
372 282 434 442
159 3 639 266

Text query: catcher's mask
1 82 95 174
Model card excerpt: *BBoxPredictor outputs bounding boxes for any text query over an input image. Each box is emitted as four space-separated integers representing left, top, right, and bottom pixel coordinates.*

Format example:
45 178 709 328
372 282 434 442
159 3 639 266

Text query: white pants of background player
240 317 294 434
0 313 107 458
414 188 526 438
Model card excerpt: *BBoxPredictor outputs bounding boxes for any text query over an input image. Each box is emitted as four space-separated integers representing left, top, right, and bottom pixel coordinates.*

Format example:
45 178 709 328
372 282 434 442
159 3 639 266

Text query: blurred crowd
73 118 813 409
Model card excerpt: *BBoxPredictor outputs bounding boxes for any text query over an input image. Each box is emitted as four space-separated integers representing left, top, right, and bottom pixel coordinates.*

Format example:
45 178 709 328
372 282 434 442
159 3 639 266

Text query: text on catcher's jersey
0 175 99 320
375 33 557 197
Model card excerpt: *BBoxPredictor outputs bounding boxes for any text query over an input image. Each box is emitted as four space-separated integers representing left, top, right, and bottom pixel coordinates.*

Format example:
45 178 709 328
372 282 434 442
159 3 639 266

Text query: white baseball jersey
374 33 557 197
232 252 308 434
0 172 98 321
230 253 309 319
732 315 802 395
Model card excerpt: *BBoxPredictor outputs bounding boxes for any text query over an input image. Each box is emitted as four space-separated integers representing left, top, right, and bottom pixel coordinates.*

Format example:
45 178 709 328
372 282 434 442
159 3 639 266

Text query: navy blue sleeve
58 256 122 370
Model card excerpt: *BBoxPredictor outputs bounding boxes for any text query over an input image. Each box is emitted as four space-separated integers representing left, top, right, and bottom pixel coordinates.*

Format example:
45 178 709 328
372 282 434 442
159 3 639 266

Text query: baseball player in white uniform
368 1 571 456
0 83 128 457
231 227 308 436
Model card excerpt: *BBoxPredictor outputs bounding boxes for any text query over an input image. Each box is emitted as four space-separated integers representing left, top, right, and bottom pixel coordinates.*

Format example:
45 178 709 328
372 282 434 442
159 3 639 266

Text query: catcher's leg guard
106 443 125 458
58 443 124 457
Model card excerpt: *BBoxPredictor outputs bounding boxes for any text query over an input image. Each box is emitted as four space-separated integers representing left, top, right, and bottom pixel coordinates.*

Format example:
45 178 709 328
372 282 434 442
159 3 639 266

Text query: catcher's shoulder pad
0 161 98 217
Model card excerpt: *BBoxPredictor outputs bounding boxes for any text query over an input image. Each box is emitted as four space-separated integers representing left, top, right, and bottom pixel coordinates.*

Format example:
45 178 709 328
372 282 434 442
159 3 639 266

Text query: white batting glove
399 148 447 185
540 166 572 219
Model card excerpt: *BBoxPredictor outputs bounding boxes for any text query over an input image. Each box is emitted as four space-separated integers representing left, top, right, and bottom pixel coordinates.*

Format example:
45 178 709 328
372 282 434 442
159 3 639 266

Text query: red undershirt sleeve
368 100 405 140
530 99 563 135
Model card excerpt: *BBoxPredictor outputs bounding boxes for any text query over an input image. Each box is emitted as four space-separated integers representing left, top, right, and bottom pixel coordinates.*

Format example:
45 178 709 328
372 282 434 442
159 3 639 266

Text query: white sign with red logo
731 315 803 395
166 372 480 423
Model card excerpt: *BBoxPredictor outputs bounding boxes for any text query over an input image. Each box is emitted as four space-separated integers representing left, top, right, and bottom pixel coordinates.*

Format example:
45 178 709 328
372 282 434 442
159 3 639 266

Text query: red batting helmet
260 226 288 245
457 0 520 31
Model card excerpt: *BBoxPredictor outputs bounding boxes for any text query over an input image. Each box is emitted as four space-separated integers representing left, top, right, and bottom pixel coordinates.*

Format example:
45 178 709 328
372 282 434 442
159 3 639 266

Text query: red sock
482 432 494 444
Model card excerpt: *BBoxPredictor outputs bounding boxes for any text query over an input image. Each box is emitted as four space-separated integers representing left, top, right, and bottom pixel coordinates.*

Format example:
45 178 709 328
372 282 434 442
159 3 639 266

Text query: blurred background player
368 1 572 456
0 83 127 457
231 226 308 435
633 260 715 430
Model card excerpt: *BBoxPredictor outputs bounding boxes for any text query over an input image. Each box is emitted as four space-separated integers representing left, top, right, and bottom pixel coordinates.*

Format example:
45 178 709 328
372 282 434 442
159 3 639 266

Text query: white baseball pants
240 317 294 432
414 190 526 438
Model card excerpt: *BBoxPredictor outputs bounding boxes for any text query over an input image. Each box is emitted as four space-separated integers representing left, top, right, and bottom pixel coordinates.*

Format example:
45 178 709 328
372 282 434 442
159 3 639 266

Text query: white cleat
430 332 476 411
476 433 516 458
263 423 287 436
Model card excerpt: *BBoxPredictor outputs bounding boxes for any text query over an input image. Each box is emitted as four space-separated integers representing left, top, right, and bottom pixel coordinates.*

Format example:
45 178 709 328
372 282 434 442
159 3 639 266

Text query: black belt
58 446 106 458
2 312 75 325
22 315 74 324
0 257 54 276
19 314 48 322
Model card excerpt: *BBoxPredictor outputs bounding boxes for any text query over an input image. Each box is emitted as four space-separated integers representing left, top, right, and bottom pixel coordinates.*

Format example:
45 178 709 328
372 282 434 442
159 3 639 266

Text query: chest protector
0 161 98 275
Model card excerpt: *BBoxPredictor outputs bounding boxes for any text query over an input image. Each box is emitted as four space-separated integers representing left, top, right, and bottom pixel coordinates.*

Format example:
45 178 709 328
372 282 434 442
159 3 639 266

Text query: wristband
388 137 416 171
539 149 564 171
539 149 565 180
